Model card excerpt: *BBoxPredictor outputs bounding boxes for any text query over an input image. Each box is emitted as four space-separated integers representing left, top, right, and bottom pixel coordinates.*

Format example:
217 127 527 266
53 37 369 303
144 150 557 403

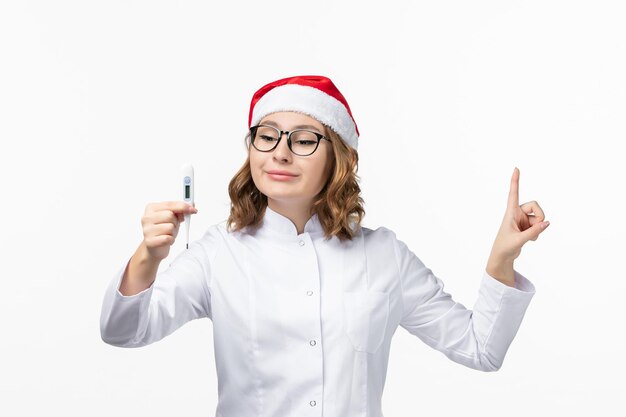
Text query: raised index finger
507 167 520 209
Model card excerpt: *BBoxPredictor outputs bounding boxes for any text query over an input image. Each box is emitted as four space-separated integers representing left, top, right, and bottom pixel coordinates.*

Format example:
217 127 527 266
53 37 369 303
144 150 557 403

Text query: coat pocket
343 290 390 354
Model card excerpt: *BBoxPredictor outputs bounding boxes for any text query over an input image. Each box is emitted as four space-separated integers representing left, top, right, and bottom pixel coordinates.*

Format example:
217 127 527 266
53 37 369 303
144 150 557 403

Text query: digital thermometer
181 163 194 249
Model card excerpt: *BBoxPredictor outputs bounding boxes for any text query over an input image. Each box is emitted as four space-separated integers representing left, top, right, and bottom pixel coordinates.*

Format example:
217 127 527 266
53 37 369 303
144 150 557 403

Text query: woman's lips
266 171 298 181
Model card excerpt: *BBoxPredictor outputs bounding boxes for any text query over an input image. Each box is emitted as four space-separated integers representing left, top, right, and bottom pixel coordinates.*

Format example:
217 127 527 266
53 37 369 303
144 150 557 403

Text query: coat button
310 400 317 406
299 240 305 246
310 340 316 346
306 290 313 296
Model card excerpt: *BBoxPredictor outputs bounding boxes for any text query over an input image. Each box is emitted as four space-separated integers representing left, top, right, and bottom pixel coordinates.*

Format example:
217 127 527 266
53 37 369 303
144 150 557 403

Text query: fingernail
541 221 550 228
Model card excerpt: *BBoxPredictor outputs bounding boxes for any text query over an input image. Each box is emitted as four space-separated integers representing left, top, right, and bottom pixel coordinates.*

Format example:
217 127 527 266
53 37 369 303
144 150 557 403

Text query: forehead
259 111 325 132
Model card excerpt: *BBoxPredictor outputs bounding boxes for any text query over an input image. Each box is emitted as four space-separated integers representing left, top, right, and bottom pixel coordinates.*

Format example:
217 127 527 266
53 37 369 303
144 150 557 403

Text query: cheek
249 154 270 190
249 153 262 174
312 160 332 188
248 157 260 183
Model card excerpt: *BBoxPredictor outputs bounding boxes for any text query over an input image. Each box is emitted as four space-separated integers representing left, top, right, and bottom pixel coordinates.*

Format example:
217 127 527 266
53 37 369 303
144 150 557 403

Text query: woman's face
249 111 335 210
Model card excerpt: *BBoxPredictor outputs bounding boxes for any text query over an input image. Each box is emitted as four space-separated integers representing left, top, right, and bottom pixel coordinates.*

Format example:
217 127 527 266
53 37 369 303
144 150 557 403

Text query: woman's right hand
141 201 198 261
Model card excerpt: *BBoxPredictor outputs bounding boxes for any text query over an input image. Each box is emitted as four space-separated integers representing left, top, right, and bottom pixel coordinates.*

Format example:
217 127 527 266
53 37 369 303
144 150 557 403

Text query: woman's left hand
486 167 549 284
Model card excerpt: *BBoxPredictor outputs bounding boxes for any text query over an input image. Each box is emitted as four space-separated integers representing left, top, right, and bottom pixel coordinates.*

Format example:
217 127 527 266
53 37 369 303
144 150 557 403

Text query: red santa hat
248 75 360 150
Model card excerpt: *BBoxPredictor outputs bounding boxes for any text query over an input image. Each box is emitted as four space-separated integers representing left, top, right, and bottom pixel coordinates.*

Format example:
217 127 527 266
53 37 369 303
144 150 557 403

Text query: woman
100 75 549 417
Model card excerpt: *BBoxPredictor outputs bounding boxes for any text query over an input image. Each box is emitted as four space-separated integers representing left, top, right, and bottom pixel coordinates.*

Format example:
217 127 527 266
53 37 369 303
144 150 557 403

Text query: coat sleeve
393 232 536 371
99 236 213 348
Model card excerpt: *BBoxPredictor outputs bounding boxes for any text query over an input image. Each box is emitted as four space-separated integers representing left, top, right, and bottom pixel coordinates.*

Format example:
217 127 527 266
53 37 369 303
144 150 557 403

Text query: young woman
100 75 549 417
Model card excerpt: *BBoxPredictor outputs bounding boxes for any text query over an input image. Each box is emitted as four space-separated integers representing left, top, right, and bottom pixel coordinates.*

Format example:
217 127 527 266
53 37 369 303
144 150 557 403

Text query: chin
263 191 302 201
262 187 314 201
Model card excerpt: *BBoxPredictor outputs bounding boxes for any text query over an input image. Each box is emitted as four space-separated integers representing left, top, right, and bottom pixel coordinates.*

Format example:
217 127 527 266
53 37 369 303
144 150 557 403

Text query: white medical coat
100 206 536 417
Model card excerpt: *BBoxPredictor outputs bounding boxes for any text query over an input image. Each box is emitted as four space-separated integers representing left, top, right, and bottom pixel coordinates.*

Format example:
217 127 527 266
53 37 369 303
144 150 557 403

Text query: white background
1 0 624 416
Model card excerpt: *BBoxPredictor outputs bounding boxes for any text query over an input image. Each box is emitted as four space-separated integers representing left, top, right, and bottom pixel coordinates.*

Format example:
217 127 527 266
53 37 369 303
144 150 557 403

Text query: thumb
520 220 550 242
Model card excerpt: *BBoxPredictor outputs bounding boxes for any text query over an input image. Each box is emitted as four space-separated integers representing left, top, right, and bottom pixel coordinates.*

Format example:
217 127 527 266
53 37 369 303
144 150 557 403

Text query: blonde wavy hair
226 125 365 242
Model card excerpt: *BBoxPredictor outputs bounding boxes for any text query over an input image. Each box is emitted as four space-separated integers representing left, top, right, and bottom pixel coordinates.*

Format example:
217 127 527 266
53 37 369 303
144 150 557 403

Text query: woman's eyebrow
261 120 322 132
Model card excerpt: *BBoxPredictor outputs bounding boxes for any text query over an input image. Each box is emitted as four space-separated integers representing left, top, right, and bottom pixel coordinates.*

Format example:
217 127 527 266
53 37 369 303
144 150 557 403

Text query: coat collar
262 205 323 236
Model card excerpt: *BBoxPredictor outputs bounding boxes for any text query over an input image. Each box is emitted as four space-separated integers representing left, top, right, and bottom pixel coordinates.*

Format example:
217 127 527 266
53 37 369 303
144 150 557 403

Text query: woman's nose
272 133 292 161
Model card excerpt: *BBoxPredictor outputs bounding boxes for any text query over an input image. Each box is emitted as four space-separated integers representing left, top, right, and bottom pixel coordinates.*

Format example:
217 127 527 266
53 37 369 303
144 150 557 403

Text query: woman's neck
267 200 313 234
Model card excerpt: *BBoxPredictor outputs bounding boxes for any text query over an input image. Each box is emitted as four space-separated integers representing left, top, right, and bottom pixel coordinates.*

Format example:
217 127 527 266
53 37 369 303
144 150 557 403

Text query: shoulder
361 224 400 243
360 224 418 263
192 221 234 262
359 225 405 258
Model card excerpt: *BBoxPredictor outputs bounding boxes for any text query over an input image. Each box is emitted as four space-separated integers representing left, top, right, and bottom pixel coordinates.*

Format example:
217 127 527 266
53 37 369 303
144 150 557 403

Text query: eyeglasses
249 124 331 156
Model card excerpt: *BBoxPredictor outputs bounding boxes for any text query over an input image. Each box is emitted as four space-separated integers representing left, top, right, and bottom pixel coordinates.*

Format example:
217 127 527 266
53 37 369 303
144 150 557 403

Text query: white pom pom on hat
248 75 360 150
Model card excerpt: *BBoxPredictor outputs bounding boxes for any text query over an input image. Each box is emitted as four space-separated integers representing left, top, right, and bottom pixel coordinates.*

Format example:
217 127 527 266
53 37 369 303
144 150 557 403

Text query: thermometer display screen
185 185 190 199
